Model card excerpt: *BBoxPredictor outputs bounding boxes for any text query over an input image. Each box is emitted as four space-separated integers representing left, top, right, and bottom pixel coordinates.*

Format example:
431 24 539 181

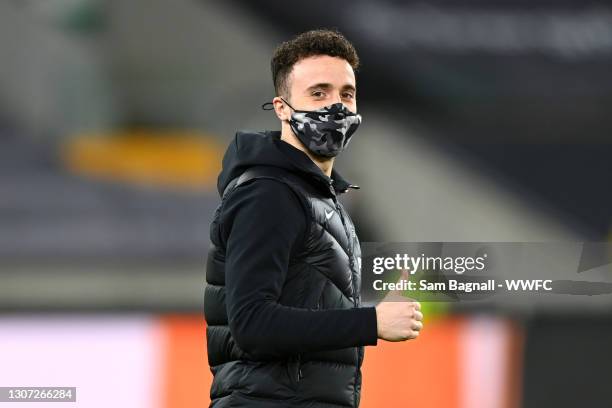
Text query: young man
205 29 423 408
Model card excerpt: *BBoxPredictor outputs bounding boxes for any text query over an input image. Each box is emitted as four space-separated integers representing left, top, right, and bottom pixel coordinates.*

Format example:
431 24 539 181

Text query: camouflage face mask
280 98 362 158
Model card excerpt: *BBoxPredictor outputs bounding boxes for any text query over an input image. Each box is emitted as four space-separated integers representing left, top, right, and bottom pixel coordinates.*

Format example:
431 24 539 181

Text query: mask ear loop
279 97 297 112
261 98 295 127
261 98 295 111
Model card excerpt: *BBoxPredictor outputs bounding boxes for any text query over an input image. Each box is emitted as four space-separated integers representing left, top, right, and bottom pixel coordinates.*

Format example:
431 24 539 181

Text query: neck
280 123 334 177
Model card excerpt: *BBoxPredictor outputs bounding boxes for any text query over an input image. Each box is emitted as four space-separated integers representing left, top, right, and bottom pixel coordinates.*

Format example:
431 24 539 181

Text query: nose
330 92 342 105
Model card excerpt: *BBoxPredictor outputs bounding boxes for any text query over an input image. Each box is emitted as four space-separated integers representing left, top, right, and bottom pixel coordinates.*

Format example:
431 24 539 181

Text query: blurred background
0 0 611 407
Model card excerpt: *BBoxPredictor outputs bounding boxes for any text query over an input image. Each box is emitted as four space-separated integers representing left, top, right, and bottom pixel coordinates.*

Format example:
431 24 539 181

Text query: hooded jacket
205 130 378 407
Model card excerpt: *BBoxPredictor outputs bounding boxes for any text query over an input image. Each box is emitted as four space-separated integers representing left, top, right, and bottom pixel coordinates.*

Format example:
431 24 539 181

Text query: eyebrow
305 83 357 93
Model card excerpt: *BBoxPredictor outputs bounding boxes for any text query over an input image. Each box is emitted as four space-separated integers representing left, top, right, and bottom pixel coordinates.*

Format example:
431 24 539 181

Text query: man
205 29 423 407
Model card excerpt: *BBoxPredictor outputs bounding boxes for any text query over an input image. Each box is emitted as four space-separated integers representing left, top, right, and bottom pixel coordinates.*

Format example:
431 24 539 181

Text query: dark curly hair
271 29 360 97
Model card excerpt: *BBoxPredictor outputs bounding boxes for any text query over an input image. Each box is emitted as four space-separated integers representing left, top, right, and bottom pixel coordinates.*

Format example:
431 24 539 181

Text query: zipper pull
296 354 303 381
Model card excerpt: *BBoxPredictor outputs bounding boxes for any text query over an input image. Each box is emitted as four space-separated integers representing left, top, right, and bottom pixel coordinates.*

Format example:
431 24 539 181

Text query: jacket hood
216 130 360 197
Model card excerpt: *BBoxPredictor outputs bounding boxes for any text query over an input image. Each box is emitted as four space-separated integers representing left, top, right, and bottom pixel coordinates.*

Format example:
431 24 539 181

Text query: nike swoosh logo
325 209 334 220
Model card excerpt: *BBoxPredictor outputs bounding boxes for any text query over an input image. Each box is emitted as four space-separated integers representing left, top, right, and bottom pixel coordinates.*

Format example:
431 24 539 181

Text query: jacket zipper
296 353 303 382
332 198 357 307
332 195 360 408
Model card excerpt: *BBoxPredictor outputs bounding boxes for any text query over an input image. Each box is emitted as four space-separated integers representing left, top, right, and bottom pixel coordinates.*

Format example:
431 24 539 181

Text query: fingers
412 301 421 311
382 270 411 302
412 320 423 332
390 269 410 293
407 330 420 340
399 308 424 341
408 307 424 340
405 320 423 340
382 290 404 303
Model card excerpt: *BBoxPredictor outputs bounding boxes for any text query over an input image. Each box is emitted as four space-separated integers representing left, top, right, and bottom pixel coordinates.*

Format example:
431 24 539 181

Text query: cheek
285 104 297 120
347 100 357 113
292 95 317 111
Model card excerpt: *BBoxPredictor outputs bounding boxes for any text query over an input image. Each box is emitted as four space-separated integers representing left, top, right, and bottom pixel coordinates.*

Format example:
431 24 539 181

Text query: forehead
288 55 356 91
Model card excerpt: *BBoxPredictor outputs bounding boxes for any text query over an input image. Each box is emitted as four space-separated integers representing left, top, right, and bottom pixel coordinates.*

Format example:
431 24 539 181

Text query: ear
272 96 290 121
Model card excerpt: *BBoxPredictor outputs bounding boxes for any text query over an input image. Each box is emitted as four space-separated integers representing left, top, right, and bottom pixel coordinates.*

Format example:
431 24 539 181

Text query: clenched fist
375 270 424 341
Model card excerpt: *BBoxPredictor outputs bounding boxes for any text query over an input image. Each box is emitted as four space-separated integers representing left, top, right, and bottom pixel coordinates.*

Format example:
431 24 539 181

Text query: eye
312 90 325 98
342 92 355 99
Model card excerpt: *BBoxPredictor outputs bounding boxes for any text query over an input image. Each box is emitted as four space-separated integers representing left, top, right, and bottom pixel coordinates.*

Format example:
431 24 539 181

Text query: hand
375 270 424 342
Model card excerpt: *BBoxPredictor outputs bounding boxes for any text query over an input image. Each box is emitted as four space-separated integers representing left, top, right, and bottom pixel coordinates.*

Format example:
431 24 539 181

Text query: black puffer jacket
205 130 378 407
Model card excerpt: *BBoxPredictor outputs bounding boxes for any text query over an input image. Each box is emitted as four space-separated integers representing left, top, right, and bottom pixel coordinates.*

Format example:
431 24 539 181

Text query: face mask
280 97 362 158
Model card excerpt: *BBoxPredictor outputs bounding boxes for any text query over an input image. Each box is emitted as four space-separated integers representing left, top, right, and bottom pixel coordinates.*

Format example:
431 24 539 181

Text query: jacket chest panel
303 196 362 297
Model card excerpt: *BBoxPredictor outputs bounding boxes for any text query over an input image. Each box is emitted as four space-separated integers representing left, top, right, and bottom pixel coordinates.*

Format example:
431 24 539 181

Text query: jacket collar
330 168 361 195
270 131 360 197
